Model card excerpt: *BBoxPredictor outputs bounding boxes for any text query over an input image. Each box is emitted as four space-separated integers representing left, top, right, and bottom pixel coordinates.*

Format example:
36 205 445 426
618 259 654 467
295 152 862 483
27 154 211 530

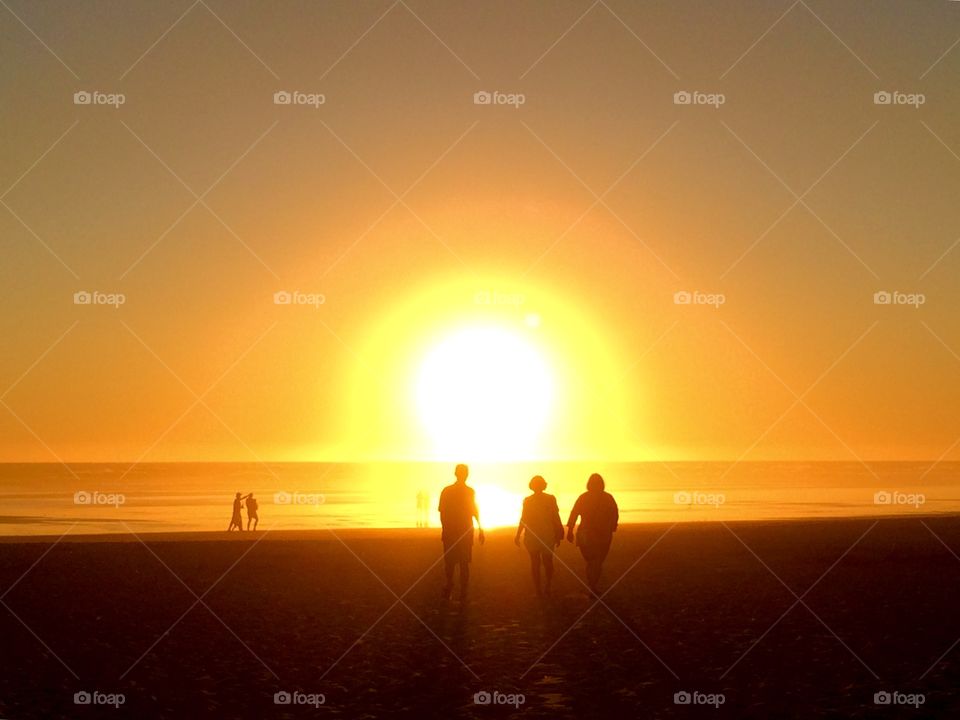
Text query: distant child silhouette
245 493 259 531
514 475 564 596
567 473 619 594
228 492 244 532
438 464 484 601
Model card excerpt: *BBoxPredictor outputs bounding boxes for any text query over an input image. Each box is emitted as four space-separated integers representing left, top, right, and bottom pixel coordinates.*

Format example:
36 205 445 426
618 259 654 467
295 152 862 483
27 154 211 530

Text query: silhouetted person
438 464 484 601
416 489 430 528
245 493 259 530
514 475 564 597
227 492 244 532
567 473 619 594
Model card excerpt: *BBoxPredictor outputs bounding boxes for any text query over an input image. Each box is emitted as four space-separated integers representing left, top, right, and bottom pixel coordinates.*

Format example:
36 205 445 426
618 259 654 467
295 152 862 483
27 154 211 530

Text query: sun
415 325 555 461
337 275 635 462
473 482 525 528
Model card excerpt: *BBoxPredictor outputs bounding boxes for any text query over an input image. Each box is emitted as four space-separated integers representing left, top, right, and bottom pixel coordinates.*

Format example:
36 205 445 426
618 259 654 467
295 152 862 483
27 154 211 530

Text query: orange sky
1 1 959 463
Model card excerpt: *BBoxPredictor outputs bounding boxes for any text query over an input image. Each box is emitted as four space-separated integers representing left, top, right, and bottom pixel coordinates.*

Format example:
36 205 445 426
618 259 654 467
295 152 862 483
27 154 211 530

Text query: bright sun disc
415 326 554 460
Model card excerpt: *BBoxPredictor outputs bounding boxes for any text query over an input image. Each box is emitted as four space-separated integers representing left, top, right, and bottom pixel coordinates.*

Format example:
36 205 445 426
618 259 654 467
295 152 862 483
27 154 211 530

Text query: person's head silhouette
586 473 604 492
454 464 469 483
235 492 242 499
529 475 547 493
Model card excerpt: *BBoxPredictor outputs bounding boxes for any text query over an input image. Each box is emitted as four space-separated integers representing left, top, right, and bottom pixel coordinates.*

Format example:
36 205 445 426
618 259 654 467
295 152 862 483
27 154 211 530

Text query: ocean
0 461 956 536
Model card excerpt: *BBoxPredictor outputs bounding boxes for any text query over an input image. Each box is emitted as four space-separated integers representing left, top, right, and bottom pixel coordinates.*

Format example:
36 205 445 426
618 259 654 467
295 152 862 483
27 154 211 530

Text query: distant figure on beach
245 493 259 531
228 492 244 532
438 464 484 601
416 489 430 527
567 473 619 594
514 475 564 597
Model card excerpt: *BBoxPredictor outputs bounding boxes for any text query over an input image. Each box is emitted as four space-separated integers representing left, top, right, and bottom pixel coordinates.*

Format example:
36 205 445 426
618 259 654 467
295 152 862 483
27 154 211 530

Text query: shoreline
1 510 957 544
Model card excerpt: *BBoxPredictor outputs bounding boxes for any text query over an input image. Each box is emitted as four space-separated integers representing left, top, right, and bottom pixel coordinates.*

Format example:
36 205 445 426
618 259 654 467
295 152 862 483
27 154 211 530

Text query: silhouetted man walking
245 493 259 531
438 464 484 601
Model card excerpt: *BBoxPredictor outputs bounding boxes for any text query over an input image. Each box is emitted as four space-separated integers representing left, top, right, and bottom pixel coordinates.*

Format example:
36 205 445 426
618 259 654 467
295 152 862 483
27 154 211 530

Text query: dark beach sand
2 516 960 718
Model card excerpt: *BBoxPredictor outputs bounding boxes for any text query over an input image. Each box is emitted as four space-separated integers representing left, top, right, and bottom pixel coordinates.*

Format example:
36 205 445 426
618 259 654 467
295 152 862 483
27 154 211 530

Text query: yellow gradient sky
1 1 959 462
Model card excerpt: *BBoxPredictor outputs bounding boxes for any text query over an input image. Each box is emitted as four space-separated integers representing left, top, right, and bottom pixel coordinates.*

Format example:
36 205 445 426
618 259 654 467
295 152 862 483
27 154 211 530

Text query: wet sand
2 516 960 718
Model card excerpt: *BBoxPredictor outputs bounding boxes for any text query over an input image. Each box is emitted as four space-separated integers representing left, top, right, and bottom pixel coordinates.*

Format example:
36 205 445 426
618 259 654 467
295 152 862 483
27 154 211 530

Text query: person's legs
529 551 542 595
442 555 455 599
458 561 470 599
586 559 601 593
579 544 601 593
578 544 592 590
585 540 611 594
542 553 554 595
253 517 258 530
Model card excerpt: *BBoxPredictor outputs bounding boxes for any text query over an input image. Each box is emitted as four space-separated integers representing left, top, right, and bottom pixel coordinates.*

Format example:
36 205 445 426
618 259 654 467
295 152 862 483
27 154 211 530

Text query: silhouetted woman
515 476 564 596
566 473 619 594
